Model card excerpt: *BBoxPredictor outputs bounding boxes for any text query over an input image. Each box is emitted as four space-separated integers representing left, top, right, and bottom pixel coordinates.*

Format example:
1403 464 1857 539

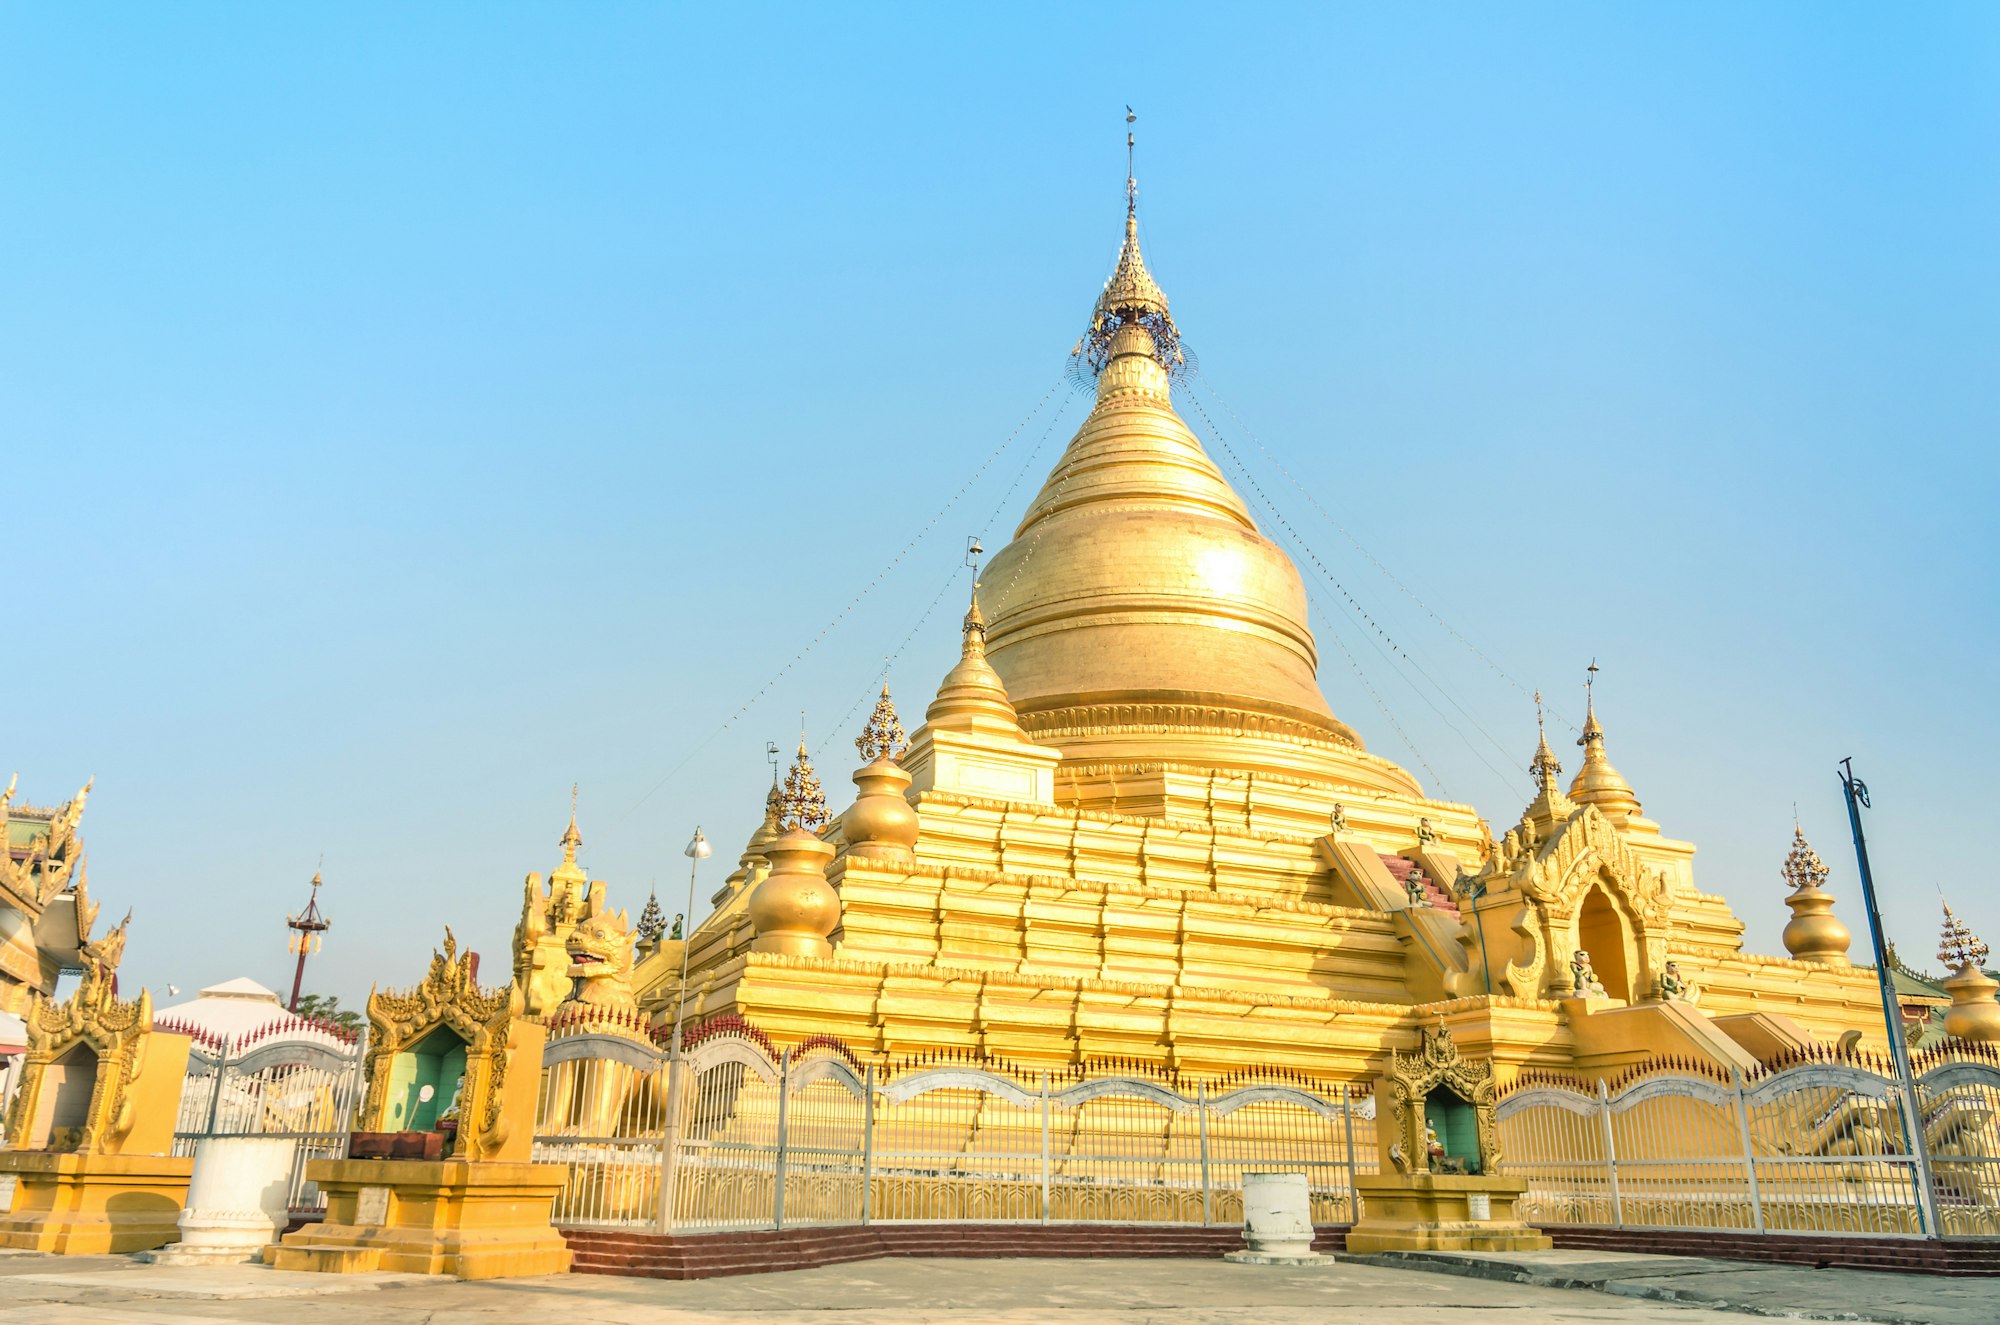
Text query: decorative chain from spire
1940 901 1990 972
1782 823 1830 892
778 740 829 833
855 685 908 763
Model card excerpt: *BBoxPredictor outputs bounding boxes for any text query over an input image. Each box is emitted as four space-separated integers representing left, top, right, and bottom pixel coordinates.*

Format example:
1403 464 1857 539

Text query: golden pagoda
611 157 1921 1082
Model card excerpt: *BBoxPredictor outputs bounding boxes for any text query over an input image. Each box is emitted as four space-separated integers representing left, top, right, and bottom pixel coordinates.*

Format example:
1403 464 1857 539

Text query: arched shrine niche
1576 881 1636 1002
28 1042 99 1151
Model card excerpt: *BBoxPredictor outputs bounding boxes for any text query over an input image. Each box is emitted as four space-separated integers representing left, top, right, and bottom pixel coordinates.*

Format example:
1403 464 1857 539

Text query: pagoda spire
1567 662 1643 823
560 783 583 867
1521 691 1577 836
925 587 1020 731
1075 113 1183 379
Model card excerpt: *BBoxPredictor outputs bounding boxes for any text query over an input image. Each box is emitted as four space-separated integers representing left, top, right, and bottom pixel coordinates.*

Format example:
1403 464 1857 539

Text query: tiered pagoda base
0 1151 193 1254
1346 1173 1551 1253
267 1158 570 1279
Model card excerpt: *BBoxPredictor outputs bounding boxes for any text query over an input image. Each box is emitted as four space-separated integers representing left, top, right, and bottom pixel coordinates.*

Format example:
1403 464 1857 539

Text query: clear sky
5 5 1995 1012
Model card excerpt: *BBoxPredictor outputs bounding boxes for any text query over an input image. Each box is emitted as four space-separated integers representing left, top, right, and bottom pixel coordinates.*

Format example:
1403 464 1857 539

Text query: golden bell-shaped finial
748 736 840 957
1781 822 1850 966
1567 672 1643 823
844 684 919 863
1938 900 2000 1043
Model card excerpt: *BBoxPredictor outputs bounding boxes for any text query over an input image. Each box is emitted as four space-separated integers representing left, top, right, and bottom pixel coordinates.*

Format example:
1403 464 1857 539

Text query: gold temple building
515 171 1960 1085
1 778 108 1021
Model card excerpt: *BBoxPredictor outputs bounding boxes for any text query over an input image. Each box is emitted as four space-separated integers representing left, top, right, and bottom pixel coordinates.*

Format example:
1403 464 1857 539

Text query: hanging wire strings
812 391 1079 753
1188 375 1575 738
603 374 1070 834
1179 384 1532 801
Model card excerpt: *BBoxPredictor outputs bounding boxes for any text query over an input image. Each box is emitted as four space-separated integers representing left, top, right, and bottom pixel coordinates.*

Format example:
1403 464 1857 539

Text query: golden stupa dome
975 182 1418 798
1567 694 1642 822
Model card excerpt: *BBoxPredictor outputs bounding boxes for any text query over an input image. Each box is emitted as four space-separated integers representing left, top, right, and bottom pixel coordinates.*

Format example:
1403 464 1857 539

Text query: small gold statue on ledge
1570 949 1606 997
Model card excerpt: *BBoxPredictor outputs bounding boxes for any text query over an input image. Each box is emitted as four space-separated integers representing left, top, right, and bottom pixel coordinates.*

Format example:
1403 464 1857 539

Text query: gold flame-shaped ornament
1781 824 1830 892
855 685 908 764
778 740 828 833
1940 902 1991 973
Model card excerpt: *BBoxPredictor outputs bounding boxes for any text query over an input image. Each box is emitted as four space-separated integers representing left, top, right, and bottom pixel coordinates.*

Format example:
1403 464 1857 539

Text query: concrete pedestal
138 1136 298 1265
0 1150 194 1254
1224 1171 1331 1265
267 1157 571 1279
1345 1173 1551 1253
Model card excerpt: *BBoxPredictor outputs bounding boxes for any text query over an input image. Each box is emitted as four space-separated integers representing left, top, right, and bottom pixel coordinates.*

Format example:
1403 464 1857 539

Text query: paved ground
0 1249 1992 1324
1344 1248 2000 1325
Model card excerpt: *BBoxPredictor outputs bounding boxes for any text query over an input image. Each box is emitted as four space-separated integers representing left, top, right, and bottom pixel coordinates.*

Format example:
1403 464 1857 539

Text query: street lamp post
670 827 712 1064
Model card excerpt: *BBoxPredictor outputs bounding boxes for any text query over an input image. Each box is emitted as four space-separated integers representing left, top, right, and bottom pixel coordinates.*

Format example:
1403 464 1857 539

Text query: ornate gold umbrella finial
778 738 829 834
1781 822 1830 893
855 685 909 765
1073 108 1186 381
1939 901 1991 974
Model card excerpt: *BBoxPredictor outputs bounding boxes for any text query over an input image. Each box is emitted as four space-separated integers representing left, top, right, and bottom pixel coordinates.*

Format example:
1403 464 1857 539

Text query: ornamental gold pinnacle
1781 823 1830 893
855 684 908 764
778 739 829 833
1939 901 1990 973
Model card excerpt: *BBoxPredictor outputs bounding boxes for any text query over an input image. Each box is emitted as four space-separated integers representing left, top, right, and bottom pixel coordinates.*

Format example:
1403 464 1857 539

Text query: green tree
292 992 366 1037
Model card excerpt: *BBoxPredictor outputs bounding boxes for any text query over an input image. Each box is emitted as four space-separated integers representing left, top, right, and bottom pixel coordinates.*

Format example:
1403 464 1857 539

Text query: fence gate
172 1031 367 1216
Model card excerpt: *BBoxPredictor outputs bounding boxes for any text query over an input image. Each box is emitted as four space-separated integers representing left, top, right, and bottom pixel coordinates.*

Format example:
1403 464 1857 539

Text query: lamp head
684 827 712 860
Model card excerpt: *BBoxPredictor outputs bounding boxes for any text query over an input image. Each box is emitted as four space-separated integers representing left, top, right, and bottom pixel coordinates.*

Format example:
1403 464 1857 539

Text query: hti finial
1534 689 1546 735
766 740 781 785
1125 106 1138 218
561 783 583 859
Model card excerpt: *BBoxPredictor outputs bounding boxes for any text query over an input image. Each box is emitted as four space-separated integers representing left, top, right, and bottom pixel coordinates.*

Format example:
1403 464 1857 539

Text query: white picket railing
531 1025 1372 1234
1496 1046 2000 1239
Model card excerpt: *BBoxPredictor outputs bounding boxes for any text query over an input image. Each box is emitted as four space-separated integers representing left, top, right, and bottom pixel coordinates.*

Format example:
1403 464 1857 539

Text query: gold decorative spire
1940 902 1990 973
1938 899 2000 1042
1567 664 1642 822
1529 692 1562 788
1781 820 1850 966
855 683 908 764
925 587 1021 731
1519 690 1578 837
1781 822 1830 892
777 739 829 833
560 782 583 866
1075 117 1184 379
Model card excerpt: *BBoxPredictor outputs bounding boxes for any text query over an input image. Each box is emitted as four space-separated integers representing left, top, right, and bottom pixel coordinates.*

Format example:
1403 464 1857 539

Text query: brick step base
563 1223 1345 1280
1547 1226 2000 1276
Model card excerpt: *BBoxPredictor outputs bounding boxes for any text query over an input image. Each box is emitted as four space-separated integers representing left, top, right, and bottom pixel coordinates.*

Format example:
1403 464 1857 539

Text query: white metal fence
170 1022 367 1217
531 1024 1373 1234
1496 1044 2000 1239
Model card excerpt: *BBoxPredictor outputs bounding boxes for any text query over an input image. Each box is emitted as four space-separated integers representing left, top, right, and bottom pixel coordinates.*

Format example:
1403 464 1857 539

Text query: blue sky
5 5 1995 1010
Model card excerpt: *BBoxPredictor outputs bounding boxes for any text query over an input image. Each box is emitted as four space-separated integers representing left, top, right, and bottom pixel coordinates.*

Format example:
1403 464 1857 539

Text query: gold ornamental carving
1382 1024 1499 1176
360 928 524 1160
2 918 159 1156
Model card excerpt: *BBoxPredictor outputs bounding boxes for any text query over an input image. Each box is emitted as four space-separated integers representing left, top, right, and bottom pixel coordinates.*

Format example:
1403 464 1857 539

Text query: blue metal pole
1837 758 1937 1236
